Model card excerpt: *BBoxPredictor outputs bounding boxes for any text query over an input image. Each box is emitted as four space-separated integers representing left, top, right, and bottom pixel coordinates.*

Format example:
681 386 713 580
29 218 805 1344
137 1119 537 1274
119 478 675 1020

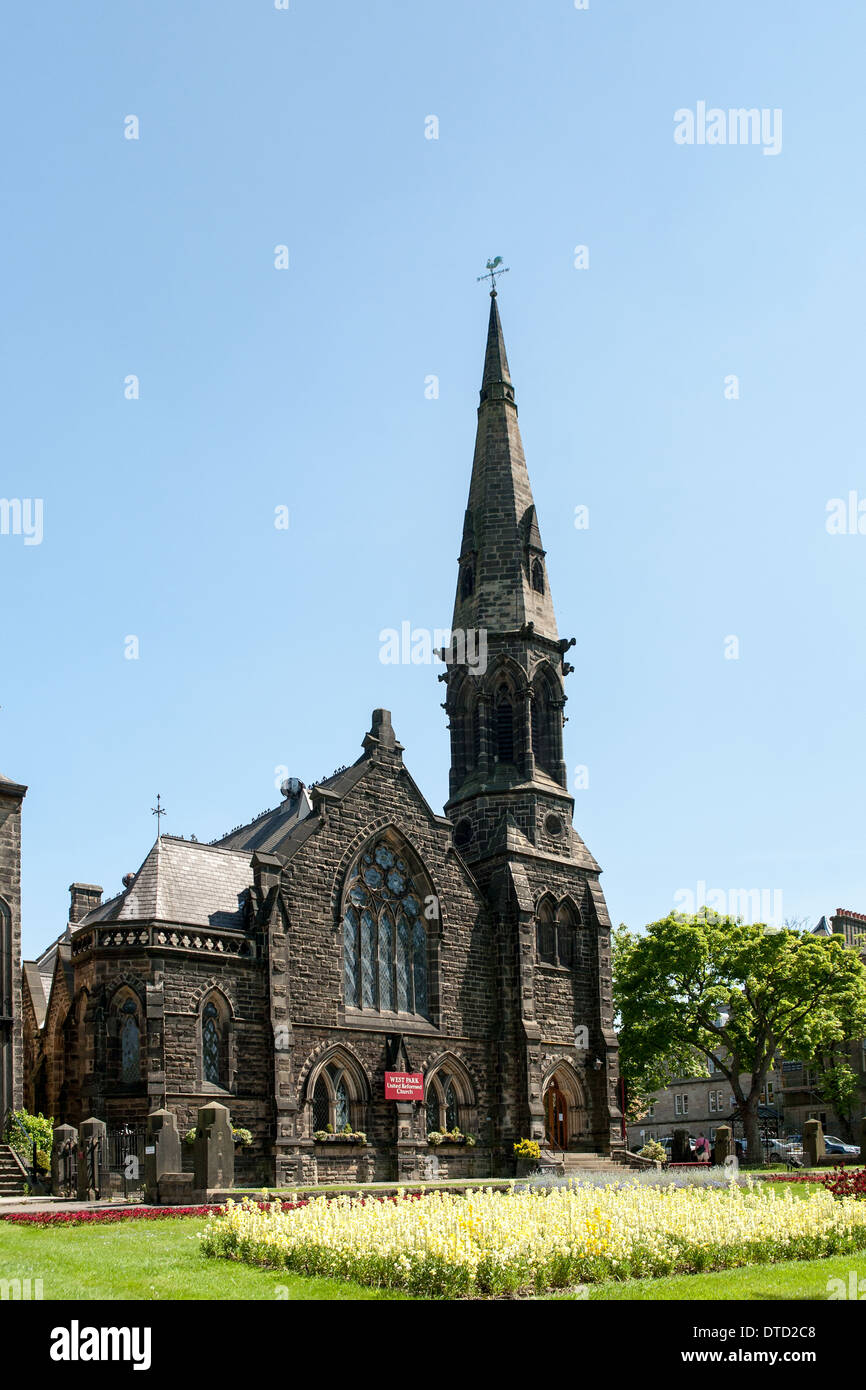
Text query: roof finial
477 255 509 296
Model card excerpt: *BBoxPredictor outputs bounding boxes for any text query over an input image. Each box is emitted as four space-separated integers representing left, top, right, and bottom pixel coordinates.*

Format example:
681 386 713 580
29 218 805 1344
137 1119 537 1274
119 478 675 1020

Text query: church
4 291 621 1185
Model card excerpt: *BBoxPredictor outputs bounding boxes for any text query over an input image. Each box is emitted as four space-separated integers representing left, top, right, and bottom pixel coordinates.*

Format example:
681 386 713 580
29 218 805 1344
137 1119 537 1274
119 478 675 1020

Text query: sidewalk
0 1196 139 1216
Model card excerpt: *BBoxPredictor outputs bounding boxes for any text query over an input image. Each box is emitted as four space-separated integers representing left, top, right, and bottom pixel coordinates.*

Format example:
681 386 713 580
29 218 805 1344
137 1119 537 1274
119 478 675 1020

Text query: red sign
385 1071 424 1101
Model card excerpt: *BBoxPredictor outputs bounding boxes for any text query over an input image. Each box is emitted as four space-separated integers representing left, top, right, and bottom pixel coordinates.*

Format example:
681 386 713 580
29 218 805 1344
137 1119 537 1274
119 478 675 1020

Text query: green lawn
1 1217 864 1301
0 1220 410 1300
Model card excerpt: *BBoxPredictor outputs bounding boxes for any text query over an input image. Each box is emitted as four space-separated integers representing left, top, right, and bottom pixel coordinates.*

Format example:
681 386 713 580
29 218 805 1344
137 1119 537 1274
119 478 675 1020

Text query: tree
807 1050 861 1141
613 911 866 1161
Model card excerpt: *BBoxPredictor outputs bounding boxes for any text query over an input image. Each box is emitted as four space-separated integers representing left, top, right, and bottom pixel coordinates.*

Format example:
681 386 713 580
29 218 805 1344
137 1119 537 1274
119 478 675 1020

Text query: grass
2 1206 865 1301
561 1252 866 1301
0 1219 410 1300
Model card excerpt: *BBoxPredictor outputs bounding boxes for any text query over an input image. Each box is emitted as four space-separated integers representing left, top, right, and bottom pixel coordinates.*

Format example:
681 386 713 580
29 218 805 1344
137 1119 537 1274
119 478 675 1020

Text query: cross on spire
476 256 509 295
151 793 166 838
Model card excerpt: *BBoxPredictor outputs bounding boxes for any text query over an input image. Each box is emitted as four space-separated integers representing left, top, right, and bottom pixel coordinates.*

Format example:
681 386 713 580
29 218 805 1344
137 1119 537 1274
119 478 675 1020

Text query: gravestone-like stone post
804 1118 825 1167
144 1108 181 1203
77 1117 109 1200
713 1124 732 1166
672 1128 690 1163
193 1102 234 1192
51 1124 78 1197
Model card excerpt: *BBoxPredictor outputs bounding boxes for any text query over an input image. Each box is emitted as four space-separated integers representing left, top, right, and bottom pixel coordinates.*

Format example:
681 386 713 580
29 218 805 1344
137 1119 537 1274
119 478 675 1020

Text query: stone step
0 1145 29 1194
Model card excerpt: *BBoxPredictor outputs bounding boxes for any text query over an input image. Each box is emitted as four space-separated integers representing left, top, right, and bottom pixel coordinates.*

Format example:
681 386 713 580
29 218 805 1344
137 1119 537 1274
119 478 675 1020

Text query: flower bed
199 1181 866 1298
1 1200 307 1227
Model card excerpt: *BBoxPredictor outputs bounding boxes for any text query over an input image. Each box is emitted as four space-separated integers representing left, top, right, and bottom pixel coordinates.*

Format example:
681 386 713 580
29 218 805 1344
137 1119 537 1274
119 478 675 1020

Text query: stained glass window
313 1077 329 1131
335 1076 350 1131
203 1002 221 1085
343 907 359 1007
445 1079 460 1133
342 835 430 1019
396 913 412 1012
120 999 140 1084
426 1089 440 1135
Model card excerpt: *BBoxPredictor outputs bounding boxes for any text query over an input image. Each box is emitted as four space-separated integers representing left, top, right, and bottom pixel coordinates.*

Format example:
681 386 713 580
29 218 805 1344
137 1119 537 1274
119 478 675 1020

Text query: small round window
454 819 473 849
544 814 564 838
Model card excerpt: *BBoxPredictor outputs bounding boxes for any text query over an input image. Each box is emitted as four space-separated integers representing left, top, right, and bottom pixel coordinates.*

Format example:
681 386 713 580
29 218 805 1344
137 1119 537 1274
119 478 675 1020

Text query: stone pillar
51 1123 78 1197
193 1101 234 1192
672 1128 690 1163
476 695 491 778
144 1108 181 1203
521 690 535 780
804 1118 825 1167
713 1124 732 1166
77 1117 109 1200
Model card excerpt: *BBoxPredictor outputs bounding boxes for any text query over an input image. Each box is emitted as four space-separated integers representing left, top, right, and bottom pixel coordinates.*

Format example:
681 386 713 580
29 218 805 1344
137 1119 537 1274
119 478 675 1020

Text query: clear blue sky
3 1 865 957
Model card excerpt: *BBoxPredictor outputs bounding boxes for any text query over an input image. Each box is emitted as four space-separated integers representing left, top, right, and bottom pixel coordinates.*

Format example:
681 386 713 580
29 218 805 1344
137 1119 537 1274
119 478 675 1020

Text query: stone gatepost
804 1118 825 1167
713 1124 732 1166
671 1128 690 1163
51 1124 78 1197
144 1108 181 1203
193 1102 234 1192
77 1117 109 1201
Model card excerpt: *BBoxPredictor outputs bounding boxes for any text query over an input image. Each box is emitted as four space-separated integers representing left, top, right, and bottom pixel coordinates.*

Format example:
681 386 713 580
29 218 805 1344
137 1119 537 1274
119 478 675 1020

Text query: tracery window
201 993 230 1088
310 1057 364 1135
343 835 430 1018
531 558 545 594
120 997 141 1084
536 898 581 967
425 1067 471 1135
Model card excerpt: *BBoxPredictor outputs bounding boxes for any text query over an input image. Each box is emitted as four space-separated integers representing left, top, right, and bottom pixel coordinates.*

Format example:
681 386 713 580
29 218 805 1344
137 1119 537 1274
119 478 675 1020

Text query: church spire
452 290 558 642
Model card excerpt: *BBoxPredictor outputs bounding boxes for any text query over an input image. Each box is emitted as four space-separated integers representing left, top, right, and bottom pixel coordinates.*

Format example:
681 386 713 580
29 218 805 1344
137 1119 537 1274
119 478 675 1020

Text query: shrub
231 1128 253 1148
514 1139 541 1162
638 1140 667 1164
3 1109 54 1162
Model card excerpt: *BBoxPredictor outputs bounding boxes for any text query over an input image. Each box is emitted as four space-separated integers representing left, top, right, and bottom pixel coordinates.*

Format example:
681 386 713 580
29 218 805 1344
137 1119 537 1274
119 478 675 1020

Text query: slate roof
79 837 253 931
214 783 316 854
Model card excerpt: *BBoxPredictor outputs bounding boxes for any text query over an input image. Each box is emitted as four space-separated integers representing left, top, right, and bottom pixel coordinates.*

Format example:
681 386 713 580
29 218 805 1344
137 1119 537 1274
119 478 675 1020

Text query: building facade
627 1067 783 1154
18 293 621 1184
0 773 27 1124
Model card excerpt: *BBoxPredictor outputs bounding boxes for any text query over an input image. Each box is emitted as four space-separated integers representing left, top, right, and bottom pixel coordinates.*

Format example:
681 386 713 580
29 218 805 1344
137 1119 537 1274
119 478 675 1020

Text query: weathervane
151 793 166 838
477 256 509 294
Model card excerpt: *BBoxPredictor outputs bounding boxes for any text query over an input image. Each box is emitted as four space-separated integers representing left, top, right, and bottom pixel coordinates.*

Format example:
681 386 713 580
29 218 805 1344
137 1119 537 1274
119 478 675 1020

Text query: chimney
69 882 103 924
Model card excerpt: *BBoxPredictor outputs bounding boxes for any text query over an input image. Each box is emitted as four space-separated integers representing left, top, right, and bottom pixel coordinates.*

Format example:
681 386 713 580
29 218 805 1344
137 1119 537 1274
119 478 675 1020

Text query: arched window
120 998 141 1084
342 833 431 1019
531 669 562 776
494 685 514 764
425 1061 474 1136
309 1054 367 1135
536 898 581 967
531 558 545 594
201 993 230 1089
536 898 557 964
0 899 12 1022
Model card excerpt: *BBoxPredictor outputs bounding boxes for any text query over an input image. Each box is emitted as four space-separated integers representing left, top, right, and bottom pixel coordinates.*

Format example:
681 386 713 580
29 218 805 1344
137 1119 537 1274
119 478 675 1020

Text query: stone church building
6 294 620 1184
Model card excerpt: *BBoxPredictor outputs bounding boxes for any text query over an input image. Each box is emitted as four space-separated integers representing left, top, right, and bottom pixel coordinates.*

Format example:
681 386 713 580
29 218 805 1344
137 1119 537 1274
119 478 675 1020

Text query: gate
106 1124 146 1200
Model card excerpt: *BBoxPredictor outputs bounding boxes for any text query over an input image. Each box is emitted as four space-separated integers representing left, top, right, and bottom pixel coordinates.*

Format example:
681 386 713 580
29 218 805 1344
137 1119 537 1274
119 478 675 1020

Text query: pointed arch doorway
544 1077 569 1149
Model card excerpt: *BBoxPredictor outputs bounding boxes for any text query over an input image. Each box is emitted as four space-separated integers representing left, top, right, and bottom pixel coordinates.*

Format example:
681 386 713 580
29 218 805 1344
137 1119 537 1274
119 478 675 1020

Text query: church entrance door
544 1080 568 1149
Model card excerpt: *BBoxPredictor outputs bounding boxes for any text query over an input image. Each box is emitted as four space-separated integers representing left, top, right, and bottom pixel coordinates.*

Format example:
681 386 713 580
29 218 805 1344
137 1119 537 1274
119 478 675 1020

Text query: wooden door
544 1082 568 1149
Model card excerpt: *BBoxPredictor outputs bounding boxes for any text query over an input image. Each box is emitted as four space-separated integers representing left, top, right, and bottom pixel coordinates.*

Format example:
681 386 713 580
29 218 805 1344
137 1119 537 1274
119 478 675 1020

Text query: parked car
823 1136 860 1155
